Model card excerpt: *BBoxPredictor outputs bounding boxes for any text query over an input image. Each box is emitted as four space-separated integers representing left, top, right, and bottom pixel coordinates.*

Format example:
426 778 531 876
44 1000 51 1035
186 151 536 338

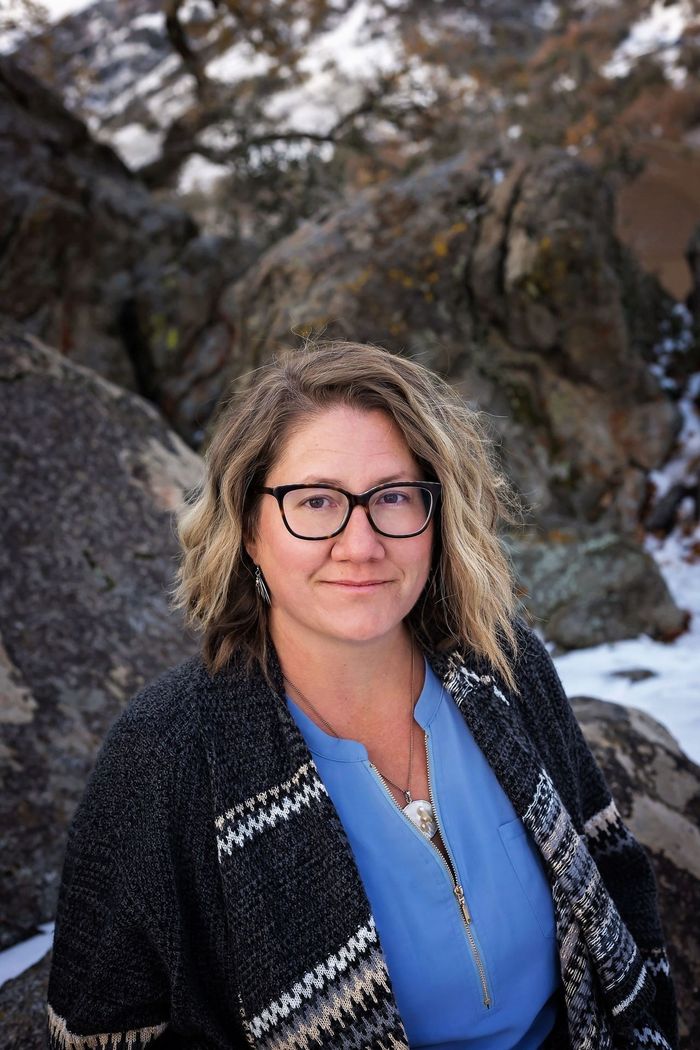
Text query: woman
47 342 678 1050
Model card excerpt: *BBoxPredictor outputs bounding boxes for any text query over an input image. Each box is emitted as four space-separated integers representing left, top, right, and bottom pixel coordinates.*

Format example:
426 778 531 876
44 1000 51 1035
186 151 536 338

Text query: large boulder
508 530 688 649
0 325 201 950
573 697 700 1046
0 59 245 443
124 232 257 445
216 147 680 532
0 953 50 1050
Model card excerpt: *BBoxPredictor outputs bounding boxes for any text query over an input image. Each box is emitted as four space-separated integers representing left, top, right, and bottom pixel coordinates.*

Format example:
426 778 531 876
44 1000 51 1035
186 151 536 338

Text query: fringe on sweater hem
47 1002 168 1049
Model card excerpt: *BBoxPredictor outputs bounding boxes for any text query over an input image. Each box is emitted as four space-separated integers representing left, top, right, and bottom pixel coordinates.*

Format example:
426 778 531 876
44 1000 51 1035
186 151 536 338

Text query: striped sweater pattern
46 621 678 1049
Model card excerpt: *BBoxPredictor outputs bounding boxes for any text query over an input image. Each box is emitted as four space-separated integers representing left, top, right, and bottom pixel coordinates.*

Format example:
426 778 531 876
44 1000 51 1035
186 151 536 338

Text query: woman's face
246 404 434 653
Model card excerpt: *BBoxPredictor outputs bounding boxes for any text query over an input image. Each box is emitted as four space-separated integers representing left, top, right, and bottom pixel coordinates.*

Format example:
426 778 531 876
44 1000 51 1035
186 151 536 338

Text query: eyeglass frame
259 481 442 540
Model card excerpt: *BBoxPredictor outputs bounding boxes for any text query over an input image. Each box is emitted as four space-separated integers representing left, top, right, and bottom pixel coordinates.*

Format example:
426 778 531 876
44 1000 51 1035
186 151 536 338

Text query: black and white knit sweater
46 620 678 1050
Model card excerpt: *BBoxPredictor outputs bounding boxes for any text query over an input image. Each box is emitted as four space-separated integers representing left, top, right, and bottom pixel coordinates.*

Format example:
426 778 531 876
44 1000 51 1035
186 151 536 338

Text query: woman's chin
314 614 405 646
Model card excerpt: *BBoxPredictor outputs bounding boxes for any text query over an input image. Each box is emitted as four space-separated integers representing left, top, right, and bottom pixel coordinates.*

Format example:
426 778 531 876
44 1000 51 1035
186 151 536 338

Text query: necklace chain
284 644 416 804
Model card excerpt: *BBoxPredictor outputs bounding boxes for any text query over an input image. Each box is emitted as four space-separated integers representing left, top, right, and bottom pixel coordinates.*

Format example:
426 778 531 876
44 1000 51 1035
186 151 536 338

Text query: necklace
283 644 438 840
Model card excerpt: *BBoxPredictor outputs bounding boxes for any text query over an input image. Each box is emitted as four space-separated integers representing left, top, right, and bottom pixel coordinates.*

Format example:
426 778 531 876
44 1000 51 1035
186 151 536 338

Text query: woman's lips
323 580 388 588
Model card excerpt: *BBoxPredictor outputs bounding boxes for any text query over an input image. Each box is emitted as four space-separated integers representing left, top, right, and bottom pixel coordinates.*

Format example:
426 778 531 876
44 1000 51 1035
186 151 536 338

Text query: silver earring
254 565 271 605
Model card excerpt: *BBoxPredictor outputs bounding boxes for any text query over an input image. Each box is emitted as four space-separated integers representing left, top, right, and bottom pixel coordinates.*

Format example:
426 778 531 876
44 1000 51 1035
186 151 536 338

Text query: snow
553 525 700 764
0 0 97 49
396 56 478 111
131 12 164 32
177 152 230 194
321 0 392 76
0 0 70 52
263 0 404 135
0 923 53 987
205 41 274 82
146 75 197 130
108 123 164 168
38 0 95 18
104 53 182 120
553 73 577 92
178 0 212 24
0 25 27 55
197 122 240 152
662 48 688 88
533 1 560 31
601 0 693 86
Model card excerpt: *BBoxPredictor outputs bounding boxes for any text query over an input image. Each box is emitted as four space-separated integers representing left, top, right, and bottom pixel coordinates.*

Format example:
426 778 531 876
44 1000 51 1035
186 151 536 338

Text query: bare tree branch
163 0 210 96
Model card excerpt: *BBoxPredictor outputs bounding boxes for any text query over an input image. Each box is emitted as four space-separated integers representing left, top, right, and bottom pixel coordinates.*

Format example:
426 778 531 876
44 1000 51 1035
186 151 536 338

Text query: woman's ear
243 499 262 564
243 535 258 564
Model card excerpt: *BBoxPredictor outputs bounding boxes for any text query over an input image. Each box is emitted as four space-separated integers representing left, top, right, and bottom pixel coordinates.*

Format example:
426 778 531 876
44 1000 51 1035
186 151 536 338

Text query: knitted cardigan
46 620 678 1050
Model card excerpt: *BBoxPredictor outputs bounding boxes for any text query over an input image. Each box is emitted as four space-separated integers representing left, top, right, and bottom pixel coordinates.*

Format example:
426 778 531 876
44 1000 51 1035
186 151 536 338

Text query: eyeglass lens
281 486 433 538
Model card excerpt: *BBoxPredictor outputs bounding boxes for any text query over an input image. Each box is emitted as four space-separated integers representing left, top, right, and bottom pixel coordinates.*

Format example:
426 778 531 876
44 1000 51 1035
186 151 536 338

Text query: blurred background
0 0 699 1045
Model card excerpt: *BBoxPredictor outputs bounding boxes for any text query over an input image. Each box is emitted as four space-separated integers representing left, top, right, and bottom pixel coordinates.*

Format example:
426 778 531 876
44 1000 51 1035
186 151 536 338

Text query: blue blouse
286 657 561 1049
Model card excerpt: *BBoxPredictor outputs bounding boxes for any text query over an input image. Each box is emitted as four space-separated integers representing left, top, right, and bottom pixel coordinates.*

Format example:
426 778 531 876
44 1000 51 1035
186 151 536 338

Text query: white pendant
403 798 437 839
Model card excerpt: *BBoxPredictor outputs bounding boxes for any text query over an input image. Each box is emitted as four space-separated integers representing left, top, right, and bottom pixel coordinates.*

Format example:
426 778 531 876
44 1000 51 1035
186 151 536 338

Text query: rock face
0 953 50 1050
508 530 689 649
219 147 681 532
573 697 700 1047
0 325 201 950
124 232 255 444
0 59 246 444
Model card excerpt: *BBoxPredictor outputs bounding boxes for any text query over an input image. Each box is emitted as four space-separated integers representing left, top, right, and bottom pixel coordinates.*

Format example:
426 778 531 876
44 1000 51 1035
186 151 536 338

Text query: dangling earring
254 565 271 605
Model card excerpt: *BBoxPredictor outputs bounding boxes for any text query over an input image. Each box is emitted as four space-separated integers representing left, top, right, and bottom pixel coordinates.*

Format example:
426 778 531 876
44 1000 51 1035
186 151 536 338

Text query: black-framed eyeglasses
260 481 442 540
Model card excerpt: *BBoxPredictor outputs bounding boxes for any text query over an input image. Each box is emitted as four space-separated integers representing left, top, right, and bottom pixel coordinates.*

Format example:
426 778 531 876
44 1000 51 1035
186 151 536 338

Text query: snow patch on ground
0 923 53 987
553 523 700 764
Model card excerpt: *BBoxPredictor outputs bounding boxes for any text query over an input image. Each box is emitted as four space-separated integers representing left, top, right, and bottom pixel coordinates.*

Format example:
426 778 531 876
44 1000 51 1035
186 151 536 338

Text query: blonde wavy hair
172 341 523 692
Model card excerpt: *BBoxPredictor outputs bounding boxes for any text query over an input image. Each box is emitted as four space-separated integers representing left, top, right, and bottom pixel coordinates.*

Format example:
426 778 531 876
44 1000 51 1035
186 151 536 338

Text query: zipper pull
454 884 472 923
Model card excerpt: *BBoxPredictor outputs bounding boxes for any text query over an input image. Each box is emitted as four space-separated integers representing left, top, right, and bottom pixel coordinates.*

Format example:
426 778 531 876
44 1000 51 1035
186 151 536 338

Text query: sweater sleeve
520 623 680 1050
46 713 174 1050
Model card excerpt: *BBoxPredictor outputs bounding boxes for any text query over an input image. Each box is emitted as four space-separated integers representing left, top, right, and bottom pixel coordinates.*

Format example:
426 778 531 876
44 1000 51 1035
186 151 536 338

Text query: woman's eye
377 491 408 505
302 496 334 509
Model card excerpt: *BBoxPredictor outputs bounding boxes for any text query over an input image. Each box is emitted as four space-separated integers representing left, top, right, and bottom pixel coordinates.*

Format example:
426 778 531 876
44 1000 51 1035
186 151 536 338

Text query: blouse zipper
423 734 492 1009
371 738 492 1009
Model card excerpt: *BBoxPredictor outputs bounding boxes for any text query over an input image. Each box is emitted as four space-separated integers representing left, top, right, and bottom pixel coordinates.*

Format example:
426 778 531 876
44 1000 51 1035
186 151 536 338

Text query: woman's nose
330 504 385 559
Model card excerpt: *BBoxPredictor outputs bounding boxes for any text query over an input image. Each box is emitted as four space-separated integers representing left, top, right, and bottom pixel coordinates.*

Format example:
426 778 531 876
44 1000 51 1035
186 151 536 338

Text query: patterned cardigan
46 620 679 1050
